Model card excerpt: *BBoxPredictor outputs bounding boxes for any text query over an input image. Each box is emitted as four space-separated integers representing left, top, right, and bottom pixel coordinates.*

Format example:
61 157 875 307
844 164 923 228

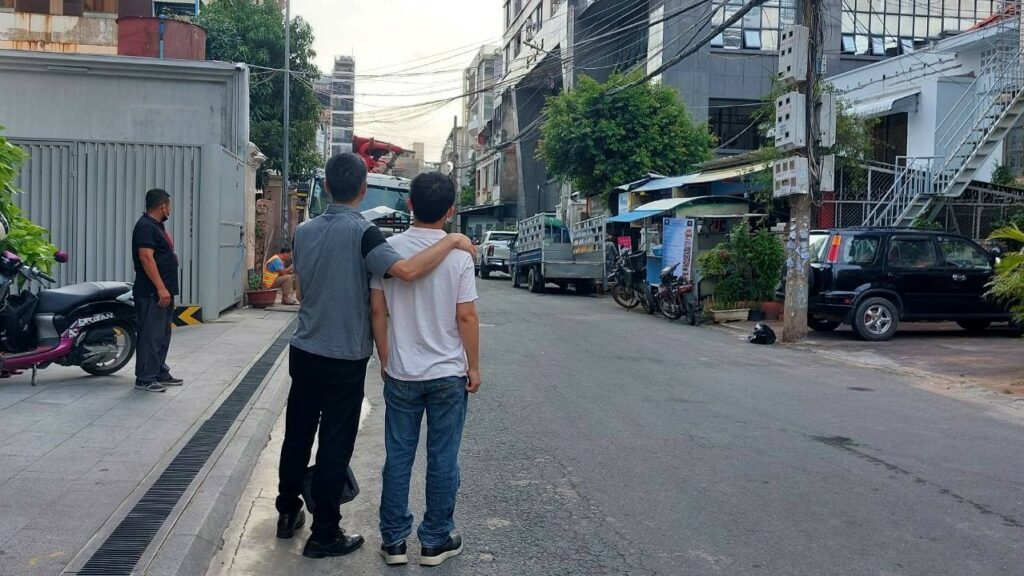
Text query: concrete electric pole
780 0 822 343
282 0 291 248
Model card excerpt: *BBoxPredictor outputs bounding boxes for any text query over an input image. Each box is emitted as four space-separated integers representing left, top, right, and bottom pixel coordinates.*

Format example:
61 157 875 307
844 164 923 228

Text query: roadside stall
607 196 765 322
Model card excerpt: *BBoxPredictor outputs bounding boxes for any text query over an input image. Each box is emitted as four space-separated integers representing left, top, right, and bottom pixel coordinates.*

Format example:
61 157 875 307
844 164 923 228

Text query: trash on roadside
748 322 777 345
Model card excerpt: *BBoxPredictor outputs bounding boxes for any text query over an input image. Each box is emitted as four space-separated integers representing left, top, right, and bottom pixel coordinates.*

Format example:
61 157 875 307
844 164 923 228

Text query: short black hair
324 153 367 203
146 188 170 210
410 172 456 224
279 247 292 254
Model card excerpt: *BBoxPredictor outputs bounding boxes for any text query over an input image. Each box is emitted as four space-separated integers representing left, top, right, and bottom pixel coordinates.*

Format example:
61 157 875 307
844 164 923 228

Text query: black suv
787 227 1019 341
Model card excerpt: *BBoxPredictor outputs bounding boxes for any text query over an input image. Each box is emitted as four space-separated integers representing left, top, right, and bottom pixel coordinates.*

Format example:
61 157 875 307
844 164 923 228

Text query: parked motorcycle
0 250 138 385
609 252 657 314
657 263 696 323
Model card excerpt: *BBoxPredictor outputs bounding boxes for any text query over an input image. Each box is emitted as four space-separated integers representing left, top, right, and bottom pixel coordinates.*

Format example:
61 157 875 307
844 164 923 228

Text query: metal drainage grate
77 319 297 576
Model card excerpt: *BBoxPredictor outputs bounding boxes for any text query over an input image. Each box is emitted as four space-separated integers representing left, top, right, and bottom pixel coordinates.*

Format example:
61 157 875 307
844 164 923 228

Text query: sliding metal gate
13 140 201 305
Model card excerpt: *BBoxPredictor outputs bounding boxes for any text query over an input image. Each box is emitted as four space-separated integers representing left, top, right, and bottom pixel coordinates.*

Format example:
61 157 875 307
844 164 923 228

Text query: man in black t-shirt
132 188 183 393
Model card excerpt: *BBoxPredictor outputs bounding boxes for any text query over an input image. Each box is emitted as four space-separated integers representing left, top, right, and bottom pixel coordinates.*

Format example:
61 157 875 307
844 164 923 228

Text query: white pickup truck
476 230 516 279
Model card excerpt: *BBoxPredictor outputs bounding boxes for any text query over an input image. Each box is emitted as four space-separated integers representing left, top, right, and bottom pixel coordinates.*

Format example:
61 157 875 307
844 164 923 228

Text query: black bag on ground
302 465 360 513
0 292 38 353
748 322 777 345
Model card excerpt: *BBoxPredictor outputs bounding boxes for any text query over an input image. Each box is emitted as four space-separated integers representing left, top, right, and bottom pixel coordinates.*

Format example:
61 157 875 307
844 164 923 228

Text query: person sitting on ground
264 247 299 305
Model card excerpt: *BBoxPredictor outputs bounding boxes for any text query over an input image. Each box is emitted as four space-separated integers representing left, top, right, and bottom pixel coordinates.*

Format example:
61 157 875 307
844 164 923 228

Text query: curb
144 351 292 576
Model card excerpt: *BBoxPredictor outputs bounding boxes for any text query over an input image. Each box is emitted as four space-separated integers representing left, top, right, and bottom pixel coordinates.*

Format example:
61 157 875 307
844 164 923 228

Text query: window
711 0 796 52
938 237 991 269
83 0 116 13
513 31 522 57
887 238 939 269
841 0 993 56
504 0 510 29
809 233 831 263
708 99 765 151
842 236 880 265
533 3 542 28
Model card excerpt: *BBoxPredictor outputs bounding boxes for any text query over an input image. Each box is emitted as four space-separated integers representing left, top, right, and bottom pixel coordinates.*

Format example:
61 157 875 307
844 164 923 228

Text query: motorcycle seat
37 282 131 314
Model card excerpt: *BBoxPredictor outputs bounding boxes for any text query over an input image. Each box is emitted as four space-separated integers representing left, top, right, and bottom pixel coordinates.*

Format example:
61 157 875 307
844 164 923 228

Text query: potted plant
705 296 749 323
697 222 785 323
246 268 278 308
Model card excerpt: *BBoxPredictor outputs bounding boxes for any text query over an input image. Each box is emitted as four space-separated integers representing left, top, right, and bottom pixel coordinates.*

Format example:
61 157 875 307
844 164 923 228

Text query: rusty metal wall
13 140 201 304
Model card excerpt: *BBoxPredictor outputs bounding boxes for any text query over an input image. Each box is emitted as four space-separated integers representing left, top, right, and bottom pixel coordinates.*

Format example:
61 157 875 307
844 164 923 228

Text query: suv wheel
853 297 899 341
480 266 491 280
956 319 991 333
808 315 841 332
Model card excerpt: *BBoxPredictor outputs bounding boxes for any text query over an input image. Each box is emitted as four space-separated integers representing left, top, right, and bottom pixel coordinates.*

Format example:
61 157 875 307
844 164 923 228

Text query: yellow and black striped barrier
172 305 203 327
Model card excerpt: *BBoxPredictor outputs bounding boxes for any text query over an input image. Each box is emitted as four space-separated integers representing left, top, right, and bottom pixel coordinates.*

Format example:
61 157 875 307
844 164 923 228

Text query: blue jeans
379 374 468 548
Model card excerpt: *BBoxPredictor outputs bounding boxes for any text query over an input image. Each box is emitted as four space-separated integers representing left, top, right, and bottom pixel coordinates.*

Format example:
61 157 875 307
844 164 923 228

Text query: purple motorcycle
0 250 137 385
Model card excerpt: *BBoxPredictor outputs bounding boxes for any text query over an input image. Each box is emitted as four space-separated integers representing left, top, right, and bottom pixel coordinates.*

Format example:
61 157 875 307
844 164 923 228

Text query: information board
662 217 696 280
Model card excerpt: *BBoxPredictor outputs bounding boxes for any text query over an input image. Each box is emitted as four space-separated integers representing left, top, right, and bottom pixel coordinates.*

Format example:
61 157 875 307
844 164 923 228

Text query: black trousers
276 345 368 539
135 295 174 383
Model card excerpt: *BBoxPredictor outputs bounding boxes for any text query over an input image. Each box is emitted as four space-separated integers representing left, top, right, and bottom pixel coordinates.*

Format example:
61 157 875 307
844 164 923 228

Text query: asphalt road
440 278 1024 576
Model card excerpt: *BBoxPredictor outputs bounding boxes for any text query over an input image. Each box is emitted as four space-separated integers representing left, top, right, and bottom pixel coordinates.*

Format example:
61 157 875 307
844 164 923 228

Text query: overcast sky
291 0 504 161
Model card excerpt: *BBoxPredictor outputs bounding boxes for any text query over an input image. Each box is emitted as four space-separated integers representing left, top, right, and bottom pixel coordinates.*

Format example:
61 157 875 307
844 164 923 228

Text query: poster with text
662 217 696 281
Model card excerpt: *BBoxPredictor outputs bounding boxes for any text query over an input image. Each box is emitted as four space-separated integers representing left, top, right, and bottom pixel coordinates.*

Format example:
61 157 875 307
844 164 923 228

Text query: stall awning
607 210 662 223
848 88 919 118
633 162 770 192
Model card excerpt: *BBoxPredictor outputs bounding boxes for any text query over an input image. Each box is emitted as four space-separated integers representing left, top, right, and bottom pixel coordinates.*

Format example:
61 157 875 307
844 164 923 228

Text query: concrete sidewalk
209 363 440 576
0 307 295 576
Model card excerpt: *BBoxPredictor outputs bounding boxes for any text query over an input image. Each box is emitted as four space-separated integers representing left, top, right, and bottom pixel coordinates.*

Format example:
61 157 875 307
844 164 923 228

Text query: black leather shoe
158 376 184 386
276 510 305 539
420 534 463 567
302 531 365 559
380 540 408 565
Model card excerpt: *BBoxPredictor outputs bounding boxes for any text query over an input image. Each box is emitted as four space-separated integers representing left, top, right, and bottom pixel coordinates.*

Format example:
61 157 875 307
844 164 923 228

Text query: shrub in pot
246 268 278 308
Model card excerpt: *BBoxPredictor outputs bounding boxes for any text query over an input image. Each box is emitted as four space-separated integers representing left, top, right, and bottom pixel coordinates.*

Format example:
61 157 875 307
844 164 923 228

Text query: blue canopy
607 210 662 223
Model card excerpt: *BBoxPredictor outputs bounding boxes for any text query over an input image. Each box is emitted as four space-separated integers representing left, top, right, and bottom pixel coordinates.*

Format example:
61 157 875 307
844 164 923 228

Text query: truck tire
528 267 544 293
511 266 522 288
480 266 491 280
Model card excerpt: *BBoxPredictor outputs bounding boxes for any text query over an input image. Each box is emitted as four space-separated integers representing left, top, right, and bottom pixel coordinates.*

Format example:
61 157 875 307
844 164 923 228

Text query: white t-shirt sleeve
370 274 384 291
457 255 478 304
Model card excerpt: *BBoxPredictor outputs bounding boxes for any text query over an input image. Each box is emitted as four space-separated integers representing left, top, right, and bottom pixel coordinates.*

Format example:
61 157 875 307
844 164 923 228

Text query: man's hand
466 368 482 393
380 362 388 383
448 233 478 259
157 287 172 308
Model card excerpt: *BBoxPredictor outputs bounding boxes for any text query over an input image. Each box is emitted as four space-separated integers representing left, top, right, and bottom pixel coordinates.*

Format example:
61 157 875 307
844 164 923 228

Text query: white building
829 9 1024 229
330 56 355 155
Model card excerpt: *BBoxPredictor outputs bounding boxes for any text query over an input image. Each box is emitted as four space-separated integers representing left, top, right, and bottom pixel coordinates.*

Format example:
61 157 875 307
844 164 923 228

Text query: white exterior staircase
865 15 1024 228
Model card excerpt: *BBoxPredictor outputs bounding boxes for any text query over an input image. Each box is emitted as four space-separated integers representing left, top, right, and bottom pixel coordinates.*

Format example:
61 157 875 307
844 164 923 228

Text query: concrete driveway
718 320 1024 397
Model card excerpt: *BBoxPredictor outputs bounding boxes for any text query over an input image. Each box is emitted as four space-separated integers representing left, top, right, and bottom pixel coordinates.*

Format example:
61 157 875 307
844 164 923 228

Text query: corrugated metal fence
13 140 202 304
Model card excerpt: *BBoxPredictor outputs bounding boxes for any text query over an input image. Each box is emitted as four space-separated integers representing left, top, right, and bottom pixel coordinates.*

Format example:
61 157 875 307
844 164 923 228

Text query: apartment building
329 55 355 155
489 0 1002 222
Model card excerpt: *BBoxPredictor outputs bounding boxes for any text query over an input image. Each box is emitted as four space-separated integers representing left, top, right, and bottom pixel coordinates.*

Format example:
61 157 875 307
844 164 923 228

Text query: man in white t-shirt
369 172 481 568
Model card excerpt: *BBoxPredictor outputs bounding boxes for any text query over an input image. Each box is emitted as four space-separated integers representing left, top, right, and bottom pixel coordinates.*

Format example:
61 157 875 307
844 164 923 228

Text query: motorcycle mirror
54 250 69 264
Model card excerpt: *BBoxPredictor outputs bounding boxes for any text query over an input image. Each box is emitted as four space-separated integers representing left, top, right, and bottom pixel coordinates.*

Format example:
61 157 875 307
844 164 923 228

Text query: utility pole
781 0 821 342
451 115 459 190
281 0 292 248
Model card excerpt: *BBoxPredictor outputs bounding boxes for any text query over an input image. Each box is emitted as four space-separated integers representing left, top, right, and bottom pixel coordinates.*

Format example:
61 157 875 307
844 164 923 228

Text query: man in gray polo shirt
275 153 476 560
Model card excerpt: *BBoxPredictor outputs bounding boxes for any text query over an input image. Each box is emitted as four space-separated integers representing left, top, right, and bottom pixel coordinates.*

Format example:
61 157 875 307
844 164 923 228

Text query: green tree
987 225 1024 322
991 163 1016 187
459 185 476 208
539 72 715 200
197 0 322 180
0 129 57 274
